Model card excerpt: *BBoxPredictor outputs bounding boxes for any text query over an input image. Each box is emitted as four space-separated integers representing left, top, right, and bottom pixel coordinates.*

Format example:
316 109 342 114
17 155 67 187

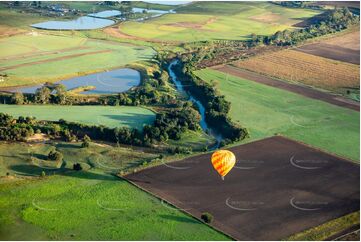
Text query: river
168 59 222 148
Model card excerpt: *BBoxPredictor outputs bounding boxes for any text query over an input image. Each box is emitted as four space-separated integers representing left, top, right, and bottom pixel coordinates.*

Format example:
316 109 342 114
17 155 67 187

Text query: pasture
126 136 360 240
0 142 228 240
0 5 50 36
0 33 155 87
119 2 320 42
195 69 360 161
0 105 155 130
233 49 360 99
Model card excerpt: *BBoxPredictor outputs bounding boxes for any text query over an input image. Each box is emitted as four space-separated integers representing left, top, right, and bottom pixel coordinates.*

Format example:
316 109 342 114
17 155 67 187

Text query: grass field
0 142 229 240
0 5 51 36
233 49 360 96
0 105 155 130
119 2 320 42
195 69 359 161
0 33 155 87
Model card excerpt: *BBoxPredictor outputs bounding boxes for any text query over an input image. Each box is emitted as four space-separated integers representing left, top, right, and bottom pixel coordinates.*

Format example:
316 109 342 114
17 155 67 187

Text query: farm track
212 65 360 112
126 136 360 240
295 43 360 65
0 49 112 71
0 46 91 62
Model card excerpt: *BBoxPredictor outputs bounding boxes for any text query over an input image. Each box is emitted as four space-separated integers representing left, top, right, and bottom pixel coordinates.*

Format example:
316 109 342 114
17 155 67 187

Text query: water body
31 16 115 30
168 60 222 147
132 7 174 14
9 68 140 95
143 1 191 5
88 10 122 18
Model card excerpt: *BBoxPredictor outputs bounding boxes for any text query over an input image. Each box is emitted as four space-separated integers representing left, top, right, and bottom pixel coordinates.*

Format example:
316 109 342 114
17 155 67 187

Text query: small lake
9 68 140 95
31 16 115 30
88 10 122 18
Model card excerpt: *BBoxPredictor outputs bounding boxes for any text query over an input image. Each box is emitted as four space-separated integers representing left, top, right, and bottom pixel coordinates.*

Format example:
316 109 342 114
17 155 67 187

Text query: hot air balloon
211 150 236 180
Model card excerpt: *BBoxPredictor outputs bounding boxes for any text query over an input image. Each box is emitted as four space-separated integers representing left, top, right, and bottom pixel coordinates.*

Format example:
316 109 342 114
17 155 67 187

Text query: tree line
175 7 359 69
0 105 201 153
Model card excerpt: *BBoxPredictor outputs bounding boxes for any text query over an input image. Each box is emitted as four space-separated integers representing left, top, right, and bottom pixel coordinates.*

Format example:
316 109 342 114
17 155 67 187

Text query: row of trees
0 104 201 152
174 7 359 69
259 7 359 46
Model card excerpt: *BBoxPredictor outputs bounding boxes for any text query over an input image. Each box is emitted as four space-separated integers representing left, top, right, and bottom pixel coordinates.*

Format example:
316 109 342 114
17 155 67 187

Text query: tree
81 135 91 148
201 212 213 223
73 163 82 171
35 86 51 104
11 92 24 104
54 84 67 104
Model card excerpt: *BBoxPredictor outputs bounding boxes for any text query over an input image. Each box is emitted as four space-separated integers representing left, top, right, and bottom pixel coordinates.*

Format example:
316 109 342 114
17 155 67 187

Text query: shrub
201 212 213 223
41 171 46 177
48 150 63 162
73 163 82 171
81 135 91 148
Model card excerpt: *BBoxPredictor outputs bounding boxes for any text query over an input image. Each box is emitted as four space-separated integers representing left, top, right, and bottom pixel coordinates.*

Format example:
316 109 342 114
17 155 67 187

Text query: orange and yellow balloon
211 150 236 180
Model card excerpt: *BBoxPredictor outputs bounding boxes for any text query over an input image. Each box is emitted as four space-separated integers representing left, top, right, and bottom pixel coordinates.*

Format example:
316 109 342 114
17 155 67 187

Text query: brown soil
26 133 49 142
249 13 280 23
212 65 359 111
0 49 112 71
295 43 360 64
125 136 360 240
104 26 180 44
165 17 217 29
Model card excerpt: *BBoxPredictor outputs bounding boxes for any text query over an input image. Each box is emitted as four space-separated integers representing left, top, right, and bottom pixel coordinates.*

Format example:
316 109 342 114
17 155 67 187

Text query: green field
0 33 155 87
0 142 229 240
195 69 360 162
119 2 320 42
0 105 155 130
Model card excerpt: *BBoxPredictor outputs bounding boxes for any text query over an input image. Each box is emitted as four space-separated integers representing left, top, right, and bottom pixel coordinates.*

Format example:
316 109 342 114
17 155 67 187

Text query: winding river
168 60 222 147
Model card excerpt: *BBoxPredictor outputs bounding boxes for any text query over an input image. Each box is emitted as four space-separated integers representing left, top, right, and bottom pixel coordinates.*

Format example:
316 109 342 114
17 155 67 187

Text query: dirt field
125 136 360 240
232 49 360 97
295 29 360 64
212 65 359 111
296 43 359 64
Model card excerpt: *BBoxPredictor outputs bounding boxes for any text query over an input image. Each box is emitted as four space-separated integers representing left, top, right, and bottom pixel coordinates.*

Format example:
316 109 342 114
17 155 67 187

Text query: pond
88 10 122 18
8 68 140 95
31 16 115 30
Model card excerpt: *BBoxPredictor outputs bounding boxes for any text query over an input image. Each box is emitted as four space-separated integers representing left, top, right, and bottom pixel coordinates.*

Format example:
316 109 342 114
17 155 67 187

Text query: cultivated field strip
233 49 360 95
212 64 359 111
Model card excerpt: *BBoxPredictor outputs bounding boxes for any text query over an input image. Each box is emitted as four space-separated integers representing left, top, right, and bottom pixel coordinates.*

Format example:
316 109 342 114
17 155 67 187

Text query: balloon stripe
212 155 224 164
212 156 225 167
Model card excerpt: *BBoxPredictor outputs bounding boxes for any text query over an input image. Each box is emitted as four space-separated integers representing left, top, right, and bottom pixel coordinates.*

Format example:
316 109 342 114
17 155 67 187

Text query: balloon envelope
211 150 236 180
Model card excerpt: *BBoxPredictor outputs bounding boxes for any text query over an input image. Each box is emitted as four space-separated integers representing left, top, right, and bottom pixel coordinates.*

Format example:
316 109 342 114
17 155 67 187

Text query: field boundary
121 175 236 241
0 49 113 71
212 64 359 112
125 135 360 240
276 135 360 164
